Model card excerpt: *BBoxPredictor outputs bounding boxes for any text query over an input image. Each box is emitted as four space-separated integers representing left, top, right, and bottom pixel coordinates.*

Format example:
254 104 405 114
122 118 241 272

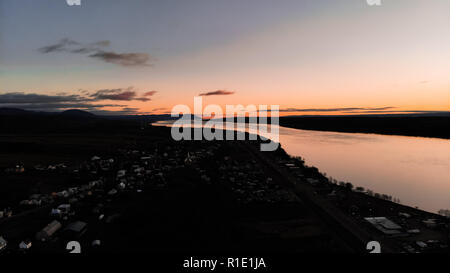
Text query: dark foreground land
0 130 355 253
280 115 450 139
0 112 449 254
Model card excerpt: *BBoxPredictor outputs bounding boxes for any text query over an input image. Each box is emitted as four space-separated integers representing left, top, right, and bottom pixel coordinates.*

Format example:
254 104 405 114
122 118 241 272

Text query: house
416 241 428 248
57 204 71 214
15 164 25 173
57 190 69 198
0 236 7 251
19 240 32 250
399 212 411 218
4 209 12 218
423 219 437 228
68 187 78 195
108 189 118 196
118 182 126 190
407 229 421 234
35 220 62 242
29 199 42 206
92 240 101 247
117 170 126 178
365 217 404 235
63 221 88 239
50 209 62 217
307 178 320 186
105 213 121 224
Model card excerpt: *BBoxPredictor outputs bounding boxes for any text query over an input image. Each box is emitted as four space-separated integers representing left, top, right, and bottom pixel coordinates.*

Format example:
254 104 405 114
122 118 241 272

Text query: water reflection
154 120 450 213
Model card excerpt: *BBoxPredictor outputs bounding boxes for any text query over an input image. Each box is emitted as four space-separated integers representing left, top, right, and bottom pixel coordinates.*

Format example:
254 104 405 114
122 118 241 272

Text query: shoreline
154 121 449 215
279 124 450 141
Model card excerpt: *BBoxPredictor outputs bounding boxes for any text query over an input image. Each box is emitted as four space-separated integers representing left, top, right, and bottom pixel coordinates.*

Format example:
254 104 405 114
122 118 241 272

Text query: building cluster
217 157 296 204
1 141 257 253
0 145 189 252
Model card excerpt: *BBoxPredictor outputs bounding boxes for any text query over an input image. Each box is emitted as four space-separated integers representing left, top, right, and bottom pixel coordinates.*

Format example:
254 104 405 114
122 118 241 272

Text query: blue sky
1 0 449 114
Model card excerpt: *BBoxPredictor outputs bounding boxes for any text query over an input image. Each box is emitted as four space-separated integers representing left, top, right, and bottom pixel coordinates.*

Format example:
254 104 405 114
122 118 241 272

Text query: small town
1 139 448 253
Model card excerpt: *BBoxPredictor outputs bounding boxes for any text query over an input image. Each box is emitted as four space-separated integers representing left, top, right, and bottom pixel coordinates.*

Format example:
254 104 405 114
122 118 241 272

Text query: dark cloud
144 91 158 97
90 90 137 101
89 88 151 102
122 107 140 112
38 38 80 53
0 91 125 112
39 39 153 67
135 98 151 102
0 102 125 112
0 87 156 113
89 51 152 67
118 107 141 114
0 92 83 104
199 90 235 96
39 38 108 54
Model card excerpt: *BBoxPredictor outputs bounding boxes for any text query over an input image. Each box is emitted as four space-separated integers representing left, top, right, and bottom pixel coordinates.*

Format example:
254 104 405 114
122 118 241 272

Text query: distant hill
59 109 96 118
0 108 138 133
0 108 34 116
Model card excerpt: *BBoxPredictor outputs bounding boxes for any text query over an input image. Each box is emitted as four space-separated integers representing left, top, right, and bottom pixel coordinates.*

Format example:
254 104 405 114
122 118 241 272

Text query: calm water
155 120 450 213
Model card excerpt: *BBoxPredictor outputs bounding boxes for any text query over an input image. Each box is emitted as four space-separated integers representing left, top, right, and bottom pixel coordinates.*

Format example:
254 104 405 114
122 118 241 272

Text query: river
154 120 450 213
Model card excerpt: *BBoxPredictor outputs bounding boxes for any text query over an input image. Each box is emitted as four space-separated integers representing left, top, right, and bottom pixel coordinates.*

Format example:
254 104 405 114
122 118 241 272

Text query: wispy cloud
341 110 450 114
199 90 235 96
39 38 153 67
0 92 124 112
275 107 396 113
89 88 157 102
90 88 139 101
267 107 450 115
0 92 83 104
0 103 125 111
144 91 158 97
118 107 141 114
38 38 80 53
89 51 152 67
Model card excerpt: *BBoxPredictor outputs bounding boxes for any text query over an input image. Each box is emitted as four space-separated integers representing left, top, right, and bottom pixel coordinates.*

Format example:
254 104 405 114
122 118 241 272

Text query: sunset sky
0 0 449 115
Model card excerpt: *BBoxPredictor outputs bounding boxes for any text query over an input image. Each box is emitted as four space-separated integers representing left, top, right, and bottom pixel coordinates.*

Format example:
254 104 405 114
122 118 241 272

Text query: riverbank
155 120 450 213
252 142 450 253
